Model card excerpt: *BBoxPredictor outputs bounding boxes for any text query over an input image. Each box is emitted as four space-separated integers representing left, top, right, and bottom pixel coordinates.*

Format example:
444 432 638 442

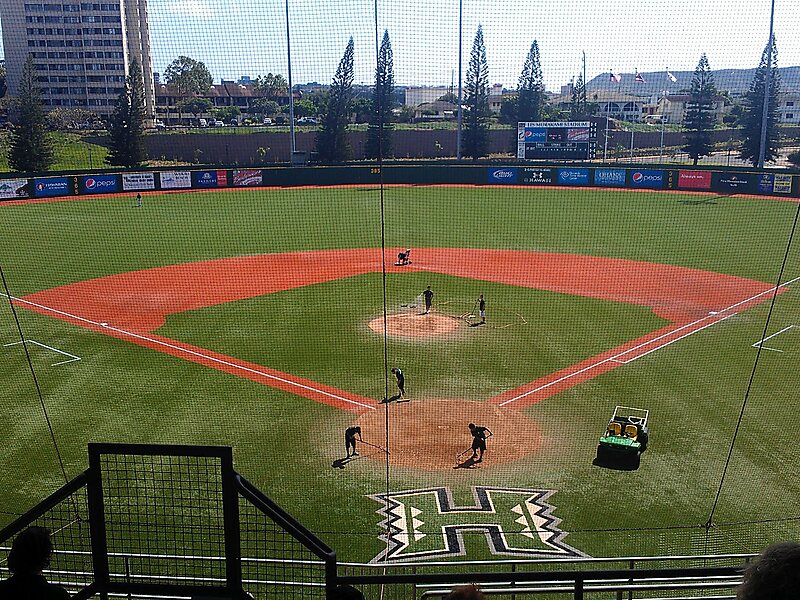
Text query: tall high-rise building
0 0 155 119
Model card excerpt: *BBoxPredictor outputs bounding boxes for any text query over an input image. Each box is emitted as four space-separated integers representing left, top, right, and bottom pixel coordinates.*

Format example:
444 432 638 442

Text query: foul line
3 339 81 366
2 293 375 411
499 275 800 407
751 325 796 353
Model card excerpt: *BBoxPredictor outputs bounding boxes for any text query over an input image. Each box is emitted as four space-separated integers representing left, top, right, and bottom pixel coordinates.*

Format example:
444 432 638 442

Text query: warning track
15 248 783 412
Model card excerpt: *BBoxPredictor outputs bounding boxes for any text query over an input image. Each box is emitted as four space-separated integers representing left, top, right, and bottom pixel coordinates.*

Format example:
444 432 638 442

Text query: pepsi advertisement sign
594 168 626 187
193 170 218 188
80 174 118 194
33 177 70 198
488 167 518 184
630 169 664 188
557 168 590 185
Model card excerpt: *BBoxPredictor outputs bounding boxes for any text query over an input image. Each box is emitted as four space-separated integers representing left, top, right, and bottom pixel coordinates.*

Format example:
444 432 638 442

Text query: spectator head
445 585 486 600
331 584 365 600
737 541 800 600
7 526 54 575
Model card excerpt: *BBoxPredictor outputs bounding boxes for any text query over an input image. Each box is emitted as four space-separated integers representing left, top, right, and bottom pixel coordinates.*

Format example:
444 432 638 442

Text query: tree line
2 33 793 170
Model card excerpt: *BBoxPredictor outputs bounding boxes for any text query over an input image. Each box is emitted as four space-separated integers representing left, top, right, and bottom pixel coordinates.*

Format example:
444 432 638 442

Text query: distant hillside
587 66 800 97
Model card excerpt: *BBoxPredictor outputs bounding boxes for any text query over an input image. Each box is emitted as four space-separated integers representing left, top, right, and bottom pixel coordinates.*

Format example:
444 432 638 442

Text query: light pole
757 0 776 169
456 0 463 161
285 0 296 158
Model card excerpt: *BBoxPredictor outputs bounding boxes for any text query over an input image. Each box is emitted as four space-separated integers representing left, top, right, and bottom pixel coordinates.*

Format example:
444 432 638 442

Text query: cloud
165 0 215 20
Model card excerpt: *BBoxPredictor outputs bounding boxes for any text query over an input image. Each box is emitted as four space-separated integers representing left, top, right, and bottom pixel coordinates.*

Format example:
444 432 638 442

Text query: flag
635 70 646 83
609 72 622 83
666 69 677 83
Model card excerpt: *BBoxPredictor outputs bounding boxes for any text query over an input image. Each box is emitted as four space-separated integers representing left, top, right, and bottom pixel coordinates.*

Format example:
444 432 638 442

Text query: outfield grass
1 185 798 562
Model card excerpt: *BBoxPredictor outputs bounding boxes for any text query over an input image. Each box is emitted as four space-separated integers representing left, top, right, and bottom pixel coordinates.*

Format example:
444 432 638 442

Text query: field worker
344 426 362 458
136 192 142 208
468 423 493 462
478 294 486 324
390 367 406 399
423 286 434 314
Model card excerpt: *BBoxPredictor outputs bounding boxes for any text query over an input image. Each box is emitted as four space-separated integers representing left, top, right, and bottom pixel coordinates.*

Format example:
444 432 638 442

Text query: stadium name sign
369 486 585 562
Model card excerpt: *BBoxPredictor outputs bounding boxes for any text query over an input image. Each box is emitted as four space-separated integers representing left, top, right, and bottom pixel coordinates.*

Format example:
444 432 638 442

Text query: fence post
86 445 110 600
221 448 243 597
628 559 635 600
325 553 338 600
574 575 584 600
124 556 132 600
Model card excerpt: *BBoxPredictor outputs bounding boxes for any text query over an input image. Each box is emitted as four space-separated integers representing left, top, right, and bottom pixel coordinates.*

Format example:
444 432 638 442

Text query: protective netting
0 0 799 594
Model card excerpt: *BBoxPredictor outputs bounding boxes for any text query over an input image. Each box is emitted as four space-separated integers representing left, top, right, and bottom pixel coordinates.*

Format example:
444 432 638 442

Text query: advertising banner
193 170 218 188
521 168 554 185
593 168 626 187
233 169 262 187
519 127 547 143
487 167 518 184
678 170 712 190
0 179 30 199
160 171 192 190
630 169 664 189
80 174 119 194
122 172 156 191
217 169 228 187
712 172 754 193
33 177 70 198
557 168 590 185
773 174 793 194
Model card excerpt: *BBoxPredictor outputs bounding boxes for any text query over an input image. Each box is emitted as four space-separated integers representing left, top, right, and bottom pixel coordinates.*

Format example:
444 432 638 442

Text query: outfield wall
1 164 798 201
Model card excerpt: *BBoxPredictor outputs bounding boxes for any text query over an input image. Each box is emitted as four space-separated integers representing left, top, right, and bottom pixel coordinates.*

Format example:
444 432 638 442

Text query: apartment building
0 0 155 118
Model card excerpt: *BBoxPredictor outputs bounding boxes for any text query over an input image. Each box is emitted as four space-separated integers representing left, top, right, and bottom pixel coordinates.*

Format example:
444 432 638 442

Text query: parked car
154 120 166 130
262 118 273 125
296 117 317 125
212 120 225 127
198 118 208 128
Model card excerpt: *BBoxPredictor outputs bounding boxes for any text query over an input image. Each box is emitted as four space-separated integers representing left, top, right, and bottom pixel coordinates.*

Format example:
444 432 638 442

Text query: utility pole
285 0 296 157
757 0 776 169
456 0 463 160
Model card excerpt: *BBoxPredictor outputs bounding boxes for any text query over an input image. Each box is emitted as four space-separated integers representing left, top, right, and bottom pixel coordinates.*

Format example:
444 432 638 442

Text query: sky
2 0 799 91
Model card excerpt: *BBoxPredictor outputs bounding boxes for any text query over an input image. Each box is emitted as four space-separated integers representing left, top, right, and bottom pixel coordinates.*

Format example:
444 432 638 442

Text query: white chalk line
499 276 800 407
751 325 796 353
1 293 375 411
2 339 81 366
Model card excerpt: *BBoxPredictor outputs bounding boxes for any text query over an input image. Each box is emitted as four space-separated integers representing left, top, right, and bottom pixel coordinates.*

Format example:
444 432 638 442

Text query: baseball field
0 184 798 563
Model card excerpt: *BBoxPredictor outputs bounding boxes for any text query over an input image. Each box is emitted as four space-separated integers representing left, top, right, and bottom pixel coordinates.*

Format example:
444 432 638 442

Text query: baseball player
468 423 493 462
390 367 406 399
478 294 486 324
423 286 434 314
344 426 362 458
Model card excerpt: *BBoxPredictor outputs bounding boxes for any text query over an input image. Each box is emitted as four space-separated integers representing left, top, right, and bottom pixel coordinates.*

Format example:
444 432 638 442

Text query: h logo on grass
368 486 585 562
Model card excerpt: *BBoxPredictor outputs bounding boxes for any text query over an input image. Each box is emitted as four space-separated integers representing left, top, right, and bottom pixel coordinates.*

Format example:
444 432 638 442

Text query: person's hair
7 526 54 574
468 423 475 429
445 584 485 600
737 541 800 600
391 367 397 373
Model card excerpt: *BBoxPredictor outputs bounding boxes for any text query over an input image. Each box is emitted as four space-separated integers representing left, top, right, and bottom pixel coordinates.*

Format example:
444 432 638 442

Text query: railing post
221 448 243 597
86 445 110 600
325 552 337 599
628 559 635 600
124 556 132 600
511 562 516 600
574 575 584 600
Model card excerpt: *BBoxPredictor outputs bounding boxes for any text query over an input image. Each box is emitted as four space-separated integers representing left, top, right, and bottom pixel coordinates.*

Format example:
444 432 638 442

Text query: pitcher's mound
356 399 541 470
368 312 460 339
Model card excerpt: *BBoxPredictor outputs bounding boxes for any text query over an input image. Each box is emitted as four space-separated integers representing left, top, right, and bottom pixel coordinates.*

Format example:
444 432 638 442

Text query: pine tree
740 36 781 166
107 58 147 167
316 38 355 163
365 30 395 159
462 25 490 160
8 55 54 173
516 41 545 124
683 54 718 165
570 74 588 119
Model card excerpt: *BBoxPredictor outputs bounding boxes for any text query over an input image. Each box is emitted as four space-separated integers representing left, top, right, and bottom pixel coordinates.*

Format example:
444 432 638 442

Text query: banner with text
0 179 30 199
122 172 156 191
160 171 192 190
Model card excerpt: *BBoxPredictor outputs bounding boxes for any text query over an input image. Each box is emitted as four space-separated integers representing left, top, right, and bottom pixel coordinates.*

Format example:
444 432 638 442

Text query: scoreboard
517 121 597 160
